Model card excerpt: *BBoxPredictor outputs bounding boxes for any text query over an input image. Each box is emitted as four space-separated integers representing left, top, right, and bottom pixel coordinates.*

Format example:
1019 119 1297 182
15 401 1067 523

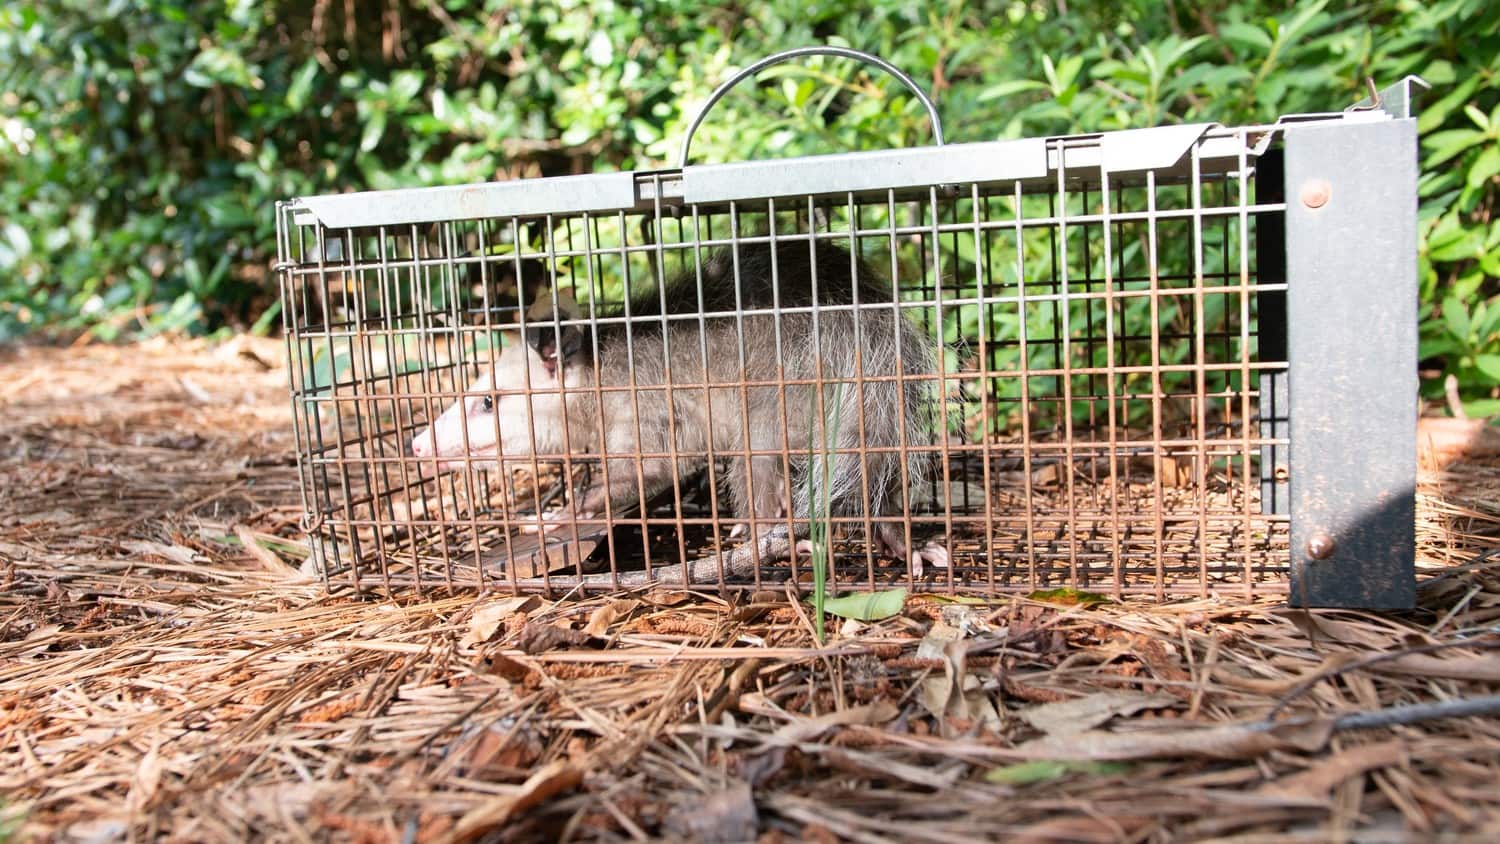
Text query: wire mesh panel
276 99 1417 603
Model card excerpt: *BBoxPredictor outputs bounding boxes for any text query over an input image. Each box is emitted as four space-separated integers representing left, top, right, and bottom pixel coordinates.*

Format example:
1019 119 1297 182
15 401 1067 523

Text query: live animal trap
275 48 1423 607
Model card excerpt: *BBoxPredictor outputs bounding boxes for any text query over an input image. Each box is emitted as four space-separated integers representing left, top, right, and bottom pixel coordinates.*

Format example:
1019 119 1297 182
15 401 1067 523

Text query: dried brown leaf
120 539 199 565
517 622 594 654
583 598 638 637
774 701 900 743
125 739 163 814
1011 814 1153 844
234 524 298 576
1017 691 1178 737
663 781 757 843
459 596 539 650
14 624 61 658
1371 652 1500 683
642 589 693 606
448 760 581 842
1258 739 1408 802
1014 717 1335 761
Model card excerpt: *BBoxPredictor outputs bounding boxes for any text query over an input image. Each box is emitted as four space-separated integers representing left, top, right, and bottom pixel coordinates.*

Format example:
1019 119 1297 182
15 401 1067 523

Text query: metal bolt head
1301 180 1331 209
1307 533 1336 560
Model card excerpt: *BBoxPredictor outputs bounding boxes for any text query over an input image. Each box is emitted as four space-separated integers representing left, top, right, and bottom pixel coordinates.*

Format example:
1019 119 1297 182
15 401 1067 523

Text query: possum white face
409 295 586 473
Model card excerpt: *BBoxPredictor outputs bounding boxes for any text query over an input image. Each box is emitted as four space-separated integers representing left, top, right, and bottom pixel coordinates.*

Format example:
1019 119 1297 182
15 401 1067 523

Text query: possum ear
524 291 587 377
525 325 586 377
501 258 549 309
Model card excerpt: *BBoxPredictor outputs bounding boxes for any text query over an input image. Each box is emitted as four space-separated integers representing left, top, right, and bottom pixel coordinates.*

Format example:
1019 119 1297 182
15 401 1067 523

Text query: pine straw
2 338 1498 843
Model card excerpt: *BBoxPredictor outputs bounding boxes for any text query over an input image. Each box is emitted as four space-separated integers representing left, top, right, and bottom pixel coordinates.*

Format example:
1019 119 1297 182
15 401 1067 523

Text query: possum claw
909 542 951 579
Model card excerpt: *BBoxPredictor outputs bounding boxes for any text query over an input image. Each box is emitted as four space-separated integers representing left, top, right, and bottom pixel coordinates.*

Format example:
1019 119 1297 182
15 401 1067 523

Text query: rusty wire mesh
278 126 1291 597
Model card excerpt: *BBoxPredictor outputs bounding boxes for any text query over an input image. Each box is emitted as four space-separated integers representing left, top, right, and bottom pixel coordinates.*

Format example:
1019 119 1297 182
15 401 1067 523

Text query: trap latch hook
676 45 947 170
1347 77 1382 112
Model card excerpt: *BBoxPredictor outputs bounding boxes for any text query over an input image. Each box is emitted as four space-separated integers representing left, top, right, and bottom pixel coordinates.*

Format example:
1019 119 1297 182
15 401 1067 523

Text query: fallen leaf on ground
820 589 907 621
234 524 298 576
1028 587 1111 606
517 622 594 654
1371 652 1500 683
663 781 757 843
450 760 581 842
121 539 199 565
774 701 899 743
1258 740 1408 801
125 738 163 814
984 759 1132 786
916 624 1000 735
459 596 539 650
1013 717 1335 761
583 598 638 637
1017 691 1178 737
1009 814 1153 844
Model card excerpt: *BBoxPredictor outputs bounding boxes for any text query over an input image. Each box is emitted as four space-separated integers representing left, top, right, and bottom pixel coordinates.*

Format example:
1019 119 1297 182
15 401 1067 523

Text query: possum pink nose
411 433 433 458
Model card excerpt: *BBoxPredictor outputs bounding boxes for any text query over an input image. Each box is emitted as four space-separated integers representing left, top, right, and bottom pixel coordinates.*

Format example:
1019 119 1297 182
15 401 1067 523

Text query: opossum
410 239 947 582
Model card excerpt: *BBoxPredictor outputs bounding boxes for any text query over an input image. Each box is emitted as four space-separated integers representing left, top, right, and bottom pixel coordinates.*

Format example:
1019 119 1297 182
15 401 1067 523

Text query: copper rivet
1301 180 1331 209
1307 533 1336 560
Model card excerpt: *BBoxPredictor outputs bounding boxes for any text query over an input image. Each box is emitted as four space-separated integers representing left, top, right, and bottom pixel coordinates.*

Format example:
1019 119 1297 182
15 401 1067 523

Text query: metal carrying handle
677 46 946 168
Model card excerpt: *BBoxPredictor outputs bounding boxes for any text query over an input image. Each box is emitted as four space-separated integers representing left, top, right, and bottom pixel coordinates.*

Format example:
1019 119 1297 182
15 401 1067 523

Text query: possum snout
407 337 577 475
409 427 436 459
409 389 502 473
408 416 459 475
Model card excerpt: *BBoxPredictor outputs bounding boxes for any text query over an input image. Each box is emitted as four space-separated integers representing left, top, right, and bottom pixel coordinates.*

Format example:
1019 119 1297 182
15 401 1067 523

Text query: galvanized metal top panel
1099 123 1216 172
680 138 1047 204
284 112 1384 230
292 171 640 229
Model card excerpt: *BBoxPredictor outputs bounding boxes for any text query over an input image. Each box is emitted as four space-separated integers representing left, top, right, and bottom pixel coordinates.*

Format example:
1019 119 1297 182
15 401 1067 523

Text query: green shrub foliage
1 0 1495 412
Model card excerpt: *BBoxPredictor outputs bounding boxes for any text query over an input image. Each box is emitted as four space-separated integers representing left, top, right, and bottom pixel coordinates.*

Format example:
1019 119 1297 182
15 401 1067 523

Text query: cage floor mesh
309 461 1289 596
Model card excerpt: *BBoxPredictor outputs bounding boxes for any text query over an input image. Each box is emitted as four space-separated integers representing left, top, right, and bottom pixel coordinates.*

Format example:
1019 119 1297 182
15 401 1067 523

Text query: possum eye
480 395 494 413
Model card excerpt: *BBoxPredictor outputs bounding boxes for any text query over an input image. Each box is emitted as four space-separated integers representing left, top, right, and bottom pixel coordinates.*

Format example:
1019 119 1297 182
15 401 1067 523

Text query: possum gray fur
411 238 941 580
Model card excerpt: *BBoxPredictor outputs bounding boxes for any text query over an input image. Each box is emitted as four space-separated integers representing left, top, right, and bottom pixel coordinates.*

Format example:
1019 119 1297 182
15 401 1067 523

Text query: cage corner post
1283 117 1419 609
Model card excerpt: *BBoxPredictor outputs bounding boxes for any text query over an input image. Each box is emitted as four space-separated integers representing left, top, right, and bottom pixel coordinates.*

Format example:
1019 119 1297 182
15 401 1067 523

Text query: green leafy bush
1 0 1495 412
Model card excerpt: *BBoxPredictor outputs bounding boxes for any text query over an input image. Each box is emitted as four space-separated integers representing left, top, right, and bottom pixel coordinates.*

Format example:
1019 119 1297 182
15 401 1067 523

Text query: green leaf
1478 299 1500 342
1464 104 1491 132
286 59 318 112
360 111 388 153
976 79 1048 102
1461 399 1500 419
1422 129 1486 167
1028 588 1111 606
819 589 909 621
1443 295 1472 342
1428 220 1484 263
1468 145 1500 189
1475 355 1500 383
3 222 31 260
390 70 423 105
1420 335 1462 359
250 299 282 336
1219 22 1273 52
985 760 1131 785
1417 75 1483 134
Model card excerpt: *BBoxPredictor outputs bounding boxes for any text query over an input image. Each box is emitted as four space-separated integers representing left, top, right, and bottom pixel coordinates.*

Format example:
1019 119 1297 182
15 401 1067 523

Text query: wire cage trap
275 49 1422 607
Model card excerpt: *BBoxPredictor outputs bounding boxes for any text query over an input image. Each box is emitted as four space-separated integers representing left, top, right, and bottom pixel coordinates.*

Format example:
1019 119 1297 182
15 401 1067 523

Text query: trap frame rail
275 57 1422 608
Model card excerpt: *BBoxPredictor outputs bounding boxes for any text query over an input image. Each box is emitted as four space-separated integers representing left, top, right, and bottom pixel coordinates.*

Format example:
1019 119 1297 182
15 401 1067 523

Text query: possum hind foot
873 523 951 579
